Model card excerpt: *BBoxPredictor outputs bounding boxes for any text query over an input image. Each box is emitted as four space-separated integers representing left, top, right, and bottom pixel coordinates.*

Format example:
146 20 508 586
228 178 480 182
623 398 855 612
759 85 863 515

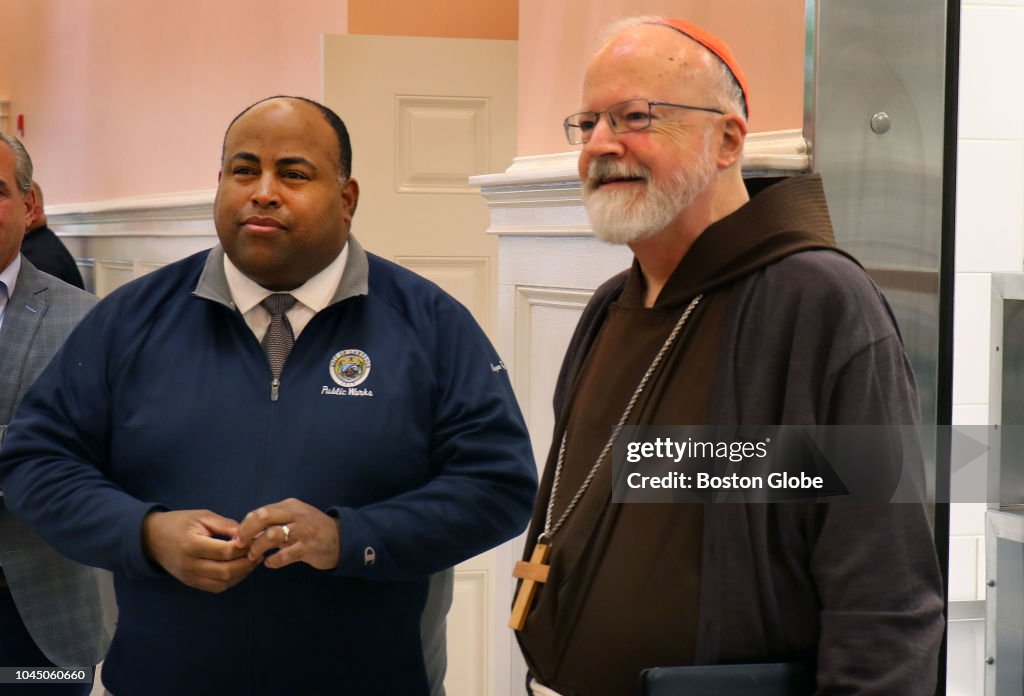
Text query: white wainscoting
447 569 490 695
512 286 593 467
48 189 219 296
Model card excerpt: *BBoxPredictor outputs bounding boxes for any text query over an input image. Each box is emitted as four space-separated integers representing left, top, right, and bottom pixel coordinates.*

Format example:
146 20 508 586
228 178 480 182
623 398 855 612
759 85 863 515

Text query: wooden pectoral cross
508 542 551 631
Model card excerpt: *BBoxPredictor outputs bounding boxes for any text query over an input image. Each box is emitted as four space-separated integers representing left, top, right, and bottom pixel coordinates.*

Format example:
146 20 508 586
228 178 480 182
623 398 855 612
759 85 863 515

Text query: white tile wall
950 536 982 601
953 275 994 404
959 5 1024 140
954 3 1024 693
947 618 986 696
955 141 1024 273
951 502 988 537
952 404 990 427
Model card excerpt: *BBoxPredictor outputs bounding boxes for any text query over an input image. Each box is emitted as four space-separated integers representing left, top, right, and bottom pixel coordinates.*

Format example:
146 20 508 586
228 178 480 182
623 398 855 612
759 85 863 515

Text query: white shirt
223 243 349 342
0 254 22 332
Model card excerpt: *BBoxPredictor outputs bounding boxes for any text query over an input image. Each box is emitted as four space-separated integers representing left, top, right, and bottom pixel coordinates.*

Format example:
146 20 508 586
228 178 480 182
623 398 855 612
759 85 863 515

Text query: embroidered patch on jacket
329 349 372 387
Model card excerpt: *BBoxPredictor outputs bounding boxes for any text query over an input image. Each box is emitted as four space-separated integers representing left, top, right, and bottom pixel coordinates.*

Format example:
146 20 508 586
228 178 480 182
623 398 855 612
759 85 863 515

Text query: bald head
222 96 353 180
589 19 746 121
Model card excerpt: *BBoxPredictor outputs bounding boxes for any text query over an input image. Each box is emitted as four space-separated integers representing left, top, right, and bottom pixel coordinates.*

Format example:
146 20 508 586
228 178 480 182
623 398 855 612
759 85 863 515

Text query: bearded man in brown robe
513 16 945 696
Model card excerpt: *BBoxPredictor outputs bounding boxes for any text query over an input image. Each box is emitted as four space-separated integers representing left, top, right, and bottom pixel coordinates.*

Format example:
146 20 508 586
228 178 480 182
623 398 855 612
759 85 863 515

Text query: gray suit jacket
0 258 111 667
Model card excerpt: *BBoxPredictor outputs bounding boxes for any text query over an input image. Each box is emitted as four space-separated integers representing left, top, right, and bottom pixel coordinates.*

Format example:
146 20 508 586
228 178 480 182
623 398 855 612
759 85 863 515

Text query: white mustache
584 160 651 194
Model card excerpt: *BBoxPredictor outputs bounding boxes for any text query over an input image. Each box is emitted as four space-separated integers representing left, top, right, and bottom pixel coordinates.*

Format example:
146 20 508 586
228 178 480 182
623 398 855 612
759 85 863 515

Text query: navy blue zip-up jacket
0 237 537 695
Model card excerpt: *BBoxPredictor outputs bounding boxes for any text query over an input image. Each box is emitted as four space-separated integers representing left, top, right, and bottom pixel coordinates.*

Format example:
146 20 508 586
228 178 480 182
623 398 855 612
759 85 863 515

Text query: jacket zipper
270 377 280 402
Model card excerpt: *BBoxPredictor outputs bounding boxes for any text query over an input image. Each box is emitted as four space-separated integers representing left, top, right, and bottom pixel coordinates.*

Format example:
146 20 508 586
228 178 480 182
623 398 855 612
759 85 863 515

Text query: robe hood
628 173 855 308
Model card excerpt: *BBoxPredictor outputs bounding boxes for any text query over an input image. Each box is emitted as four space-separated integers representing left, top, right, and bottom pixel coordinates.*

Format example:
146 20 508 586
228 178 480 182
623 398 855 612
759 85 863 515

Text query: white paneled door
323 34 518 696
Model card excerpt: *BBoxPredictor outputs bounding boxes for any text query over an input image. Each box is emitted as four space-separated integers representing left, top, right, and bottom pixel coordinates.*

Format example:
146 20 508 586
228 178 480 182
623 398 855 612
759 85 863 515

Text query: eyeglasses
563 99 725 145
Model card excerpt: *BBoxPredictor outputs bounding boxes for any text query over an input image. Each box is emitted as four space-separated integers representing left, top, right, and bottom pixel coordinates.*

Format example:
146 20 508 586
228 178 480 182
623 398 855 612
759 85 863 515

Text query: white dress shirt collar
222 243 349 341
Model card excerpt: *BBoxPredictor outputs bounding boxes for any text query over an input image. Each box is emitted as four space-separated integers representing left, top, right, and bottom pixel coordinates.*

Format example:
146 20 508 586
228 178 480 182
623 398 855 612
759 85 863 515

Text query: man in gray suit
0 133 109 693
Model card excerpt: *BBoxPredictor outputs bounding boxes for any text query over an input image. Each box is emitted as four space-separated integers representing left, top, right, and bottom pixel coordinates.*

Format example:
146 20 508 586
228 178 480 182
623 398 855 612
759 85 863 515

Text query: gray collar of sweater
192 234 370 309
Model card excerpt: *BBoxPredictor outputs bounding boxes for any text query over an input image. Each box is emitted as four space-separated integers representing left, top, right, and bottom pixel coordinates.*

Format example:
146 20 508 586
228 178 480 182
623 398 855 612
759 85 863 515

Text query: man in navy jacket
0 96 536 696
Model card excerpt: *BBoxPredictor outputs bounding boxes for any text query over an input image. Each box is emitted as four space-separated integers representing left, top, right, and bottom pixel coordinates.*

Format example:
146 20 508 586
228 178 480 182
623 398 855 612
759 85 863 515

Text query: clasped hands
142 498 340 593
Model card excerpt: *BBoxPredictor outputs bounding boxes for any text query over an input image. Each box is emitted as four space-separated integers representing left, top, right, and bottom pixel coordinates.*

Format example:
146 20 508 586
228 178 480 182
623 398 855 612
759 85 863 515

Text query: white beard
582 137 717 245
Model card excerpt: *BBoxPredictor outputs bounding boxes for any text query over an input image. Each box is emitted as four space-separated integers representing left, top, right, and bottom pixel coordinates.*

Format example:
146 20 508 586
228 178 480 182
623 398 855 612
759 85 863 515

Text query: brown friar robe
515 174 943 696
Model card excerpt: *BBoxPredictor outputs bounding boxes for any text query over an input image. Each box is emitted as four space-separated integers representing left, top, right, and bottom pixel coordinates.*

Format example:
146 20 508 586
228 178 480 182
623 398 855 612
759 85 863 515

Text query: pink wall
349 0 517 40
7 0 806 201
517 0 806 155
4 0 346 204
0 3 12 100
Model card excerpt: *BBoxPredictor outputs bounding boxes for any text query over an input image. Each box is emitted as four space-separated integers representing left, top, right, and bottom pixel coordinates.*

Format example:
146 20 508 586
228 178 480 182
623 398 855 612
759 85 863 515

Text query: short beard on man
582 130 717 245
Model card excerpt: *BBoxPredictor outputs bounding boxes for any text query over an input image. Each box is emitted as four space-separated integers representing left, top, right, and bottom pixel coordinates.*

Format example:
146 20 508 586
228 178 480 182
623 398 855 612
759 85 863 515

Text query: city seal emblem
330 349 372 388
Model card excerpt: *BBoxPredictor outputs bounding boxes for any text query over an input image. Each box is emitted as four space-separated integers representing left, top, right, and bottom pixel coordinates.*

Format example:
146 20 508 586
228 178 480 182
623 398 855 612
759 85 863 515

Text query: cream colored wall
516 0 806 155
2 0 346 204
349 0 517 39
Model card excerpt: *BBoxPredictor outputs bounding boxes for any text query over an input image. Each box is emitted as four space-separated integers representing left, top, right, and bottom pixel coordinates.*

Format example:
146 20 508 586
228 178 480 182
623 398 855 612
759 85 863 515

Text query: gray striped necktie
260 293 297 378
